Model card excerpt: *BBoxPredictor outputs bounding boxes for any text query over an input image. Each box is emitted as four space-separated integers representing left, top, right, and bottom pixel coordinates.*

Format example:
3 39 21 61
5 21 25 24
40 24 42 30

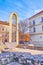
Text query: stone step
5 42 16 49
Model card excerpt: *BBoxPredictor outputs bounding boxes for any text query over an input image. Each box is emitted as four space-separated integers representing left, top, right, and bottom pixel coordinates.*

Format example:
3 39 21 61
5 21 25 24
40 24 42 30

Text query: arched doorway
9 12 19 45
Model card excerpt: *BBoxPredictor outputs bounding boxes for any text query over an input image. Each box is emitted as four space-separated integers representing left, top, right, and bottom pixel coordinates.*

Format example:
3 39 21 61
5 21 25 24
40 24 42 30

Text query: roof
0 21 16 26
0 21 9 25
29 10 43 20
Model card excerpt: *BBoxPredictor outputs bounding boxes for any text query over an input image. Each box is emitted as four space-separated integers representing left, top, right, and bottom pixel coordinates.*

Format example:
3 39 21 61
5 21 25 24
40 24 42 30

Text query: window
2 27 4 31
1 26 5 31
33 27 36 32
33 20 35 25
42 26 43 31
41 17 43 22
6 28 9 32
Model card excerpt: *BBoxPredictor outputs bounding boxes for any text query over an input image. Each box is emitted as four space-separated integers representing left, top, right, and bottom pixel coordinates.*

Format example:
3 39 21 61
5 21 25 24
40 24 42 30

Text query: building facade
0 21 16 43
29 11 43 46
0 21 30 44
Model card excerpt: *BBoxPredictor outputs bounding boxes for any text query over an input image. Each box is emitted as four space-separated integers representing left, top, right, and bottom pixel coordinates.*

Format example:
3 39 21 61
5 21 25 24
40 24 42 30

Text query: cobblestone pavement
0 51 43 65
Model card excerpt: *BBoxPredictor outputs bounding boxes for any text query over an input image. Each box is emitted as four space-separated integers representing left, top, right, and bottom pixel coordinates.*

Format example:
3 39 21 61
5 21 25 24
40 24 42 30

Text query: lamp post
9 12 19 45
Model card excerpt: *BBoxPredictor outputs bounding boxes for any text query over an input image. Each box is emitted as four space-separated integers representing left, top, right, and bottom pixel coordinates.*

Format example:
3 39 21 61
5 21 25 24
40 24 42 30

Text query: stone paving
0 51 43 65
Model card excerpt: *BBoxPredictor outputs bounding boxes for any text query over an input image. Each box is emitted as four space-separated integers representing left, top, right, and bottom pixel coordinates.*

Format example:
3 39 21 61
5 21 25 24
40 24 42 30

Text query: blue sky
0 0 43 22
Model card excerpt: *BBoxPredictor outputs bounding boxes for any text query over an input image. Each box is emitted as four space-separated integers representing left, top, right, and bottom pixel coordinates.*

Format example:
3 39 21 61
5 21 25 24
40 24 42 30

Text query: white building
29 10 43 46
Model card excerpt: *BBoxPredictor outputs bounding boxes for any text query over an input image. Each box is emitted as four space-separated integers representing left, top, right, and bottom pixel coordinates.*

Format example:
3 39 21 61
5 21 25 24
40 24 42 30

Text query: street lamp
9 12 19 45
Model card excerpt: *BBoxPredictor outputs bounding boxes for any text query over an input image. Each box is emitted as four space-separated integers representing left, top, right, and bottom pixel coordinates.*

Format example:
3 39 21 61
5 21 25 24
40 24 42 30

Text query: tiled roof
0 21 16 26
0 21 9 25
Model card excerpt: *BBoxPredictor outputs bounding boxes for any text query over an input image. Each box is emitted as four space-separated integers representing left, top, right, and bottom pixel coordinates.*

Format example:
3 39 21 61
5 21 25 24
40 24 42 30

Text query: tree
19 20 29 34
19 20 29 43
